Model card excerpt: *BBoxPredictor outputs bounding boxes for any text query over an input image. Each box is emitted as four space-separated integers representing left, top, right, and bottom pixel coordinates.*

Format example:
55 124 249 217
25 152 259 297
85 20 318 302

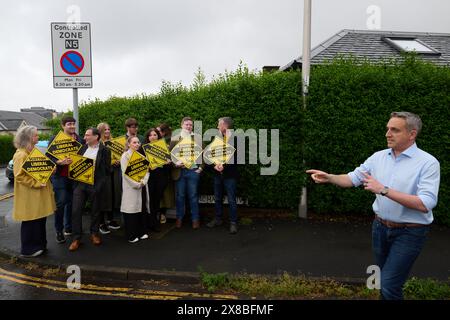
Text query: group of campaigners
12 115 239 255
11 110 441 300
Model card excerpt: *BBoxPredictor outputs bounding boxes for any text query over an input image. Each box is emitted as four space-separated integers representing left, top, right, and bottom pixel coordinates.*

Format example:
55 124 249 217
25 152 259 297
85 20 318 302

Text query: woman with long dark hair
144 128 170 232
97 122 121 234
156 123 174 224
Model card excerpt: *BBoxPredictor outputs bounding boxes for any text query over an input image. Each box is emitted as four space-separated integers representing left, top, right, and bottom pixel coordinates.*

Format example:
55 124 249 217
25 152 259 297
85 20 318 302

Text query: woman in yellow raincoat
13 125 56 257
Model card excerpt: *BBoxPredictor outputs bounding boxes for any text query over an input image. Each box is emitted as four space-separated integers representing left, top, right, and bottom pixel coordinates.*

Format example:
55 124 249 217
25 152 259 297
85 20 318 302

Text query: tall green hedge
305 56 450 225
0 135 15 165
49 58 449 225
61 66 304 208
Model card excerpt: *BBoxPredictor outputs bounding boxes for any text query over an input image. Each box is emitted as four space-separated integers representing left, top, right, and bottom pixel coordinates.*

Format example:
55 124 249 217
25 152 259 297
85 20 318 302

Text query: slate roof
281 29 450 70
20 107 56 120
0 110 49 131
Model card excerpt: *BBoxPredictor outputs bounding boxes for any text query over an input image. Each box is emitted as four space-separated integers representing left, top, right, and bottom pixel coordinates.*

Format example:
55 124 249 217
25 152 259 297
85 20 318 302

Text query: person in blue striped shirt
307 111 440 300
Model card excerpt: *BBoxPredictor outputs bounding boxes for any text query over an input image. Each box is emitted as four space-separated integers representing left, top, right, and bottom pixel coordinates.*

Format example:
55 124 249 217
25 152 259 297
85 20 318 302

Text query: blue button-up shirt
348 143 440 225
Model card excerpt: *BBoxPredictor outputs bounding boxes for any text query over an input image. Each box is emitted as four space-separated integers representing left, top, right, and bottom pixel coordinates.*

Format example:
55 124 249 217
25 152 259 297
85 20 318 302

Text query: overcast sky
1 0 449 112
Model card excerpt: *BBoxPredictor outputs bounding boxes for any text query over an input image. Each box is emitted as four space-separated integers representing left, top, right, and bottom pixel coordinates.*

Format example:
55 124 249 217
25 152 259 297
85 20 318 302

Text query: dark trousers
72 184 102 240
101 211 114 225
122 212 145 241
51 175 74 233
100 168 122 225
21 217 47 255
214 176 238 223
148 173 168 229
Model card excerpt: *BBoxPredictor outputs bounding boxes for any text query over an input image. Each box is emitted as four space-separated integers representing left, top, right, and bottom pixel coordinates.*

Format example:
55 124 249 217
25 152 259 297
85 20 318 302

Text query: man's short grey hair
14 125 37 149
219 117 233 129
390 112 422 136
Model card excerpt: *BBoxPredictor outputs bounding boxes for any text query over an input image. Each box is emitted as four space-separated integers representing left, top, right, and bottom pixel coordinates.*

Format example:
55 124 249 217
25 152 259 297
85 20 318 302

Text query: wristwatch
380 186 389 196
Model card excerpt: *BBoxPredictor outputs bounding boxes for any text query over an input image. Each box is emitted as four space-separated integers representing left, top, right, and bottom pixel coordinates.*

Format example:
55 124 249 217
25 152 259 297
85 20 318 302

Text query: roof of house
281 29 450 70
20 107 57 120
0 110 49 131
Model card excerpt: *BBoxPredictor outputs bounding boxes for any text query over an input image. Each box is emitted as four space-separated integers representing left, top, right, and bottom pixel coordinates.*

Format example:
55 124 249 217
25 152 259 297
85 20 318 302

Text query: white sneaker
128 237 139 243
21 249 44 258
140 234 149 240
160 215 167 224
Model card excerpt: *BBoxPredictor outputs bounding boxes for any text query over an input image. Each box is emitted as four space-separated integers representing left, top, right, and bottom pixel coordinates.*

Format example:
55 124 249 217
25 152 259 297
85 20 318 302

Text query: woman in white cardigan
121 136 150 243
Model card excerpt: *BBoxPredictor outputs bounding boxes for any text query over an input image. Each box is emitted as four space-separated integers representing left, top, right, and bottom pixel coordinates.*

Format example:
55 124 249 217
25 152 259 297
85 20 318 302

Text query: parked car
5 160 14 181
36 140 49 152
4 141 49 182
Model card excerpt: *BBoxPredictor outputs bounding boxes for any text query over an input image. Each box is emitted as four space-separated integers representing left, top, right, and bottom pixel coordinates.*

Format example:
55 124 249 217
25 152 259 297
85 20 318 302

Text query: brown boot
192 220 200 229
90 234 102 245
175 218 182 228
69 240 81 251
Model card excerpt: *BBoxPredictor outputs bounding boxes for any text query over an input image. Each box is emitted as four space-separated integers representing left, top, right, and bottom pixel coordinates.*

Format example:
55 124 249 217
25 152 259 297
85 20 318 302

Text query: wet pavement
0 168 14 196
1 194 449 281
0 256 238 300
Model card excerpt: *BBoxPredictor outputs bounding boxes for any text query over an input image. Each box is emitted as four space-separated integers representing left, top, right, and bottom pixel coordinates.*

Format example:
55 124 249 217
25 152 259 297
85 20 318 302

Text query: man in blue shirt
306 112 440 300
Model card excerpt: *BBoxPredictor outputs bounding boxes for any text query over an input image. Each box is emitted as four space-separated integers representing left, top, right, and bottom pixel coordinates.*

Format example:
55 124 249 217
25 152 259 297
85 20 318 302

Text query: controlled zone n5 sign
51 22 92 88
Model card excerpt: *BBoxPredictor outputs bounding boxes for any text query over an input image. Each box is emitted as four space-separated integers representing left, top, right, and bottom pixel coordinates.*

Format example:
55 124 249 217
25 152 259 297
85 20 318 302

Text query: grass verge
199 269 450 300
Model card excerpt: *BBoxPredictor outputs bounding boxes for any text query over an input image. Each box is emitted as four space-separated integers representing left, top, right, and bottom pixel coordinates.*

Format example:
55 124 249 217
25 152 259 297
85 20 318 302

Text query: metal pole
73 88 79 134
299 0 311 219
302 0 311 98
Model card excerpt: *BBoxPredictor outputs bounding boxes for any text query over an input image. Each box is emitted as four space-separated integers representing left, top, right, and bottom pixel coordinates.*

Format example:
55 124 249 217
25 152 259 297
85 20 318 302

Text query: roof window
383 37 440 55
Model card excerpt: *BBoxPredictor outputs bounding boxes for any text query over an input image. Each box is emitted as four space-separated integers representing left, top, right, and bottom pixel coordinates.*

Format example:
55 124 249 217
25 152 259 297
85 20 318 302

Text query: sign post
73 87 79 134
51 22 92 134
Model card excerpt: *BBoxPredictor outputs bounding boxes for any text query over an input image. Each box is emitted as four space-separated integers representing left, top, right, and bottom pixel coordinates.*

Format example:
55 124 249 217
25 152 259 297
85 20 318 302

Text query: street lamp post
299 0 311 219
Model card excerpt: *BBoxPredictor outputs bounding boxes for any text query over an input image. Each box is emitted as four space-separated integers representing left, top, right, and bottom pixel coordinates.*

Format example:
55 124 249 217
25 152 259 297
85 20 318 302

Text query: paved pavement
1 195 449 283
0 168 14 195
0 169 13 229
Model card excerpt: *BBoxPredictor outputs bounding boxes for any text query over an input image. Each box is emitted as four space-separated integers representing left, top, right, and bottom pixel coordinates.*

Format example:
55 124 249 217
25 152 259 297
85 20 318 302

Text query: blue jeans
214 176 237 223
176 169 200 222
51 175 74 233
372 219 429 300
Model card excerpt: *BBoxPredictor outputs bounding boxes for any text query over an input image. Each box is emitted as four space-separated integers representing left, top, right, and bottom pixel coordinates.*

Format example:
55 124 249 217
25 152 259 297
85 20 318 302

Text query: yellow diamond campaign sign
203 136 236 165
125 151 150 183
47 131 82 160
171 136 203 169
68 153 95 185
142 139 171 170
21 147 56 184
105 136 127 164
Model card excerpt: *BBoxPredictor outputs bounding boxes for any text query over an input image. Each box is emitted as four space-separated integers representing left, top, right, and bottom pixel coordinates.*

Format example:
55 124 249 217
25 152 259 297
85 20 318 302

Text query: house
0 110 51 135
278 29 450 70
20 107 58 120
